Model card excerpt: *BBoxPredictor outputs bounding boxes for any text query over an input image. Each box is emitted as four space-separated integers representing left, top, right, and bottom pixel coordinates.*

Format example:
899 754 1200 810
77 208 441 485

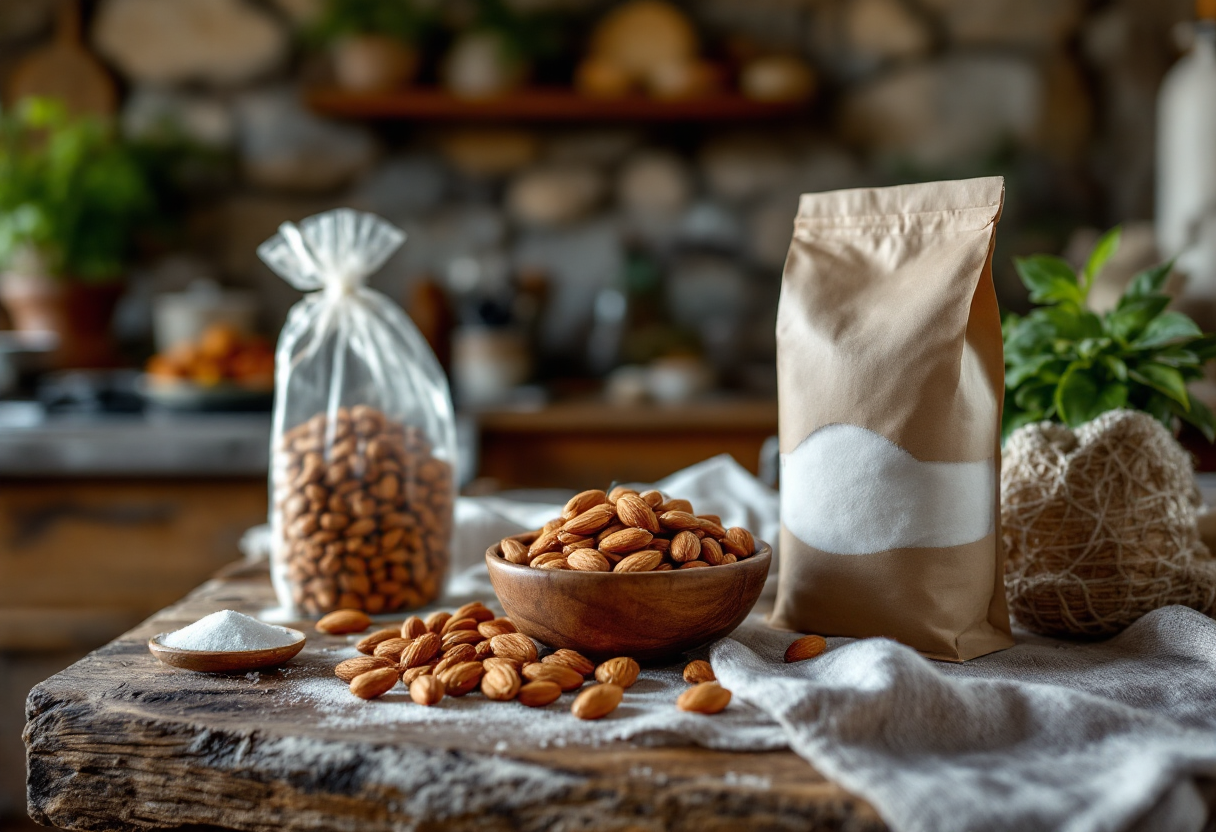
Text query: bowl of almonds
485 487 770 662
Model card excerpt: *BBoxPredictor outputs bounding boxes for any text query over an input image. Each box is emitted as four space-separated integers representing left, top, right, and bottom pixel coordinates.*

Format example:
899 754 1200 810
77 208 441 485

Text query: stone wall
0 0 1194 382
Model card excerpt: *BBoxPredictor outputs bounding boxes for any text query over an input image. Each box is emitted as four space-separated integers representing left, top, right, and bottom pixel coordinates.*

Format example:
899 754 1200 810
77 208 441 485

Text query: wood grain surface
24 561 886 832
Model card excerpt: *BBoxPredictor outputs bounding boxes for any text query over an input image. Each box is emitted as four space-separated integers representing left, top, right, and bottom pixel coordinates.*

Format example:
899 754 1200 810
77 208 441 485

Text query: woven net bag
1002 409 1216 637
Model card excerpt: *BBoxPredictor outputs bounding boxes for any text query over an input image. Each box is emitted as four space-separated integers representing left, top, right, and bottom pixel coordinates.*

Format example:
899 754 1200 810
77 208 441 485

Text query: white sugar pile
162 610 299 652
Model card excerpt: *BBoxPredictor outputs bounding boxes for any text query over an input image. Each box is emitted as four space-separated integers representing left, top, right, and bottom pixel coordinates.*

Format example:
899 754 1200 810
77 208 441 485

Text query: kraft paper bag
771 177 1014 661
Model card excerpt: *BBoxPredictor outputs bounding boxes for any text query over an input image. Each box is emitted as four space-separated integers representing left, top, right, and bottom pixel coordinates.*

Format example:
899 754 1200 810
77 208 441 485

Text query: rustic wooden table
24 561 885 831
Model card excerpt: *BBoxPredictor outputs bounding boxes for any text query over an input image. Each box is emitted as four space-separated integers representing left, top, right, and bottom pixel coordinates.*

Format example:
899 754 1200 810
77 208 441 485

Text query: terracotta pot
332 35 419 93
0 270 123 368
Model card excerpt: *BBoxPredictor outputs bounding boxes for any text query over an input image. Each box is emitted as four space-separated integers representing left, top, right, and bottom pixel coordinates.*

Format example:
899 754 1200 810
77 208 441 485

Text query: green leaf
1005 353 1057 388
1102 355 1128 382
1126 261 1174 299
1040 306 1104 341
1093 382 1129 414
1055 362 1100 427
1014 255 1084 306
1015 381 1057 413
1182 397 1216 442
1107 296 1171 343
1133 311 1204 348
1082 226 1121 289
1129 363 1190 409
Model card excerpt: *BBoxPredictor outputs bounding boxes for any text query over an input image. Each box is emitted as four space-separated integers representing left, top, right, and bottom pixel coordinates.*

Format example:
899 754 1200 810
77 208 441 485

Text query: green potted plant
311 0 436 93
0 97 155 366
1002 226 1216 441
441 0 564 99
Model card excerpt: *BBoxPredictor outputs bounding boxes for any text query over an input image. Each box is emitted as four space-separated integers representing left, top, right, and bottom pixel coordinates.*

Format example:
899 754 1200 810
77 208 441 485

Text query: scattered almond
522 662 585 692
372 637 413 661
542 648 595 676
453 602 495 623
440 616 478 636
683 660 716 684
517 680 563 707
316 609 371 635
400 664 433 685
335 655 394 683
425 611 452 634
438 661 484 696
400 632 441 668
441 629 484 651
356 628 403 655
491 632 538 664
571 683 623 720
594 656 640 688
477 618 517 638
401 616 428 639
677 681 731 714
349 667 398 700
474 639 494 660
409 675 444 706
481 664 521 701
784 635 827 663
433 643 476 675
483 656 522 673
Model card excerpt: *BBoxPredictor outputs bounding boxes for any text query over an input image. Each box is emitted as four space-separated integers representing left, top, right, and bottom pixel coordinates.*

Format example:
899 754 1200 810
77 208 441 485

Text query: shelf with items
305 87 810 122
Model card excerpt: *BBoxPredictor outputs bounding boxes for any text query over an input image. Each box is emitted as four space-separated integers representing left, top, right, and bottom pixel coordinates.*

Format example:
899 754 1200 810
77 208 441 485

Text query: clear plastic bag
259 208 456 616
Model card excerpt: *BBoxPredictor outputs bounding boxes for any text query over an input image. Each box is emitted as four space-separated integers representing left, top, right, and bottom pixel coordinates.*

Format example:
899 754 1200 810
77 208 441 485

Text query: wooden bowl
147 629 306 672
485 536 771 663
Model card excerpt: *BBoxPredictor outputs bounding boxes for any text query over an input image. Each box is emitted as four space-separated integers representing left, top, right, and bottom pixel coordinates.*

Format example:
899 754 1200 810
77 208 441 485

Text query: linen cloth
256 455 1216 831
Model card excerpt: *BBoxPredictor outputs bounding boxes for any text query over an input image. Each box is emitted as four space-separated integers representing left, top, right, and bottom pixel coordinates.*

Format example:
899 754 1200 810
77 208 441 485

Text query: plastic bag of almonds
258 208 457 616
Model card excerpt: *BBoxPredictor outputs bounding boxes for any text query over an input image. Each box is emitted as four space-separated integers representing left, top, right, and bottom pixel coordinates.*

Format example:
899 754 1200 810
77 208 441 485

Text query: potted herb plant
1002 226 1216 440
0 98 155 366
312 0 436 93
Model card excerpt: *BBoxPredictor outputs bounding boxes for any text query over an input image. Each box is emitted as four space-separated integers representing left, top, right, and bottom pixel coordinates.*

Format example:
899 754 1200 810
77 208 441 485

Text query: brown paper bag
771 177 1013 661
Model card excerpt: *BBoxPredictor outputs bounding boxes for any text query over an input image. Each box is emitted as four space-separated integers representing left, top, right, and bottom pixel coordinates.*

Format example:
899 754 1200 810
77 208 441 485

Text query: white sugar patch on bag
780 423 994 555
162 610 300 652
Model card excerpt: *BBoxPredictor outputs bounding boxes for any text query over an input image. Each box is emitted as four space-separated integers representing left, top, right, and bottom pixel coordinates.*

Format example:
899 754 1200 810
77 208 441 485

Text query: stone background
0 0 1194 385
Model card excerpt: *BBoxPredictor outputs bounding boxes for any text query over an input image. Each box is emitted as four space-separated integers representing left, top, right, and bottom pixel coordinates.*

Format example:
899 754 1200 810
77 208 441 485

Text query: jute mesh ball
1002 409 1216 637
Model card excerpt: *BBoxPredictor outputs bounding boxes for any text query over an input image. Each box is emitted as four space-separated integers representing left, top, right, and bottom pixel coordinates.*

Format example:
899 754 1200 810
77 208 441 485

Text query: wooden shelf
306 87 809 122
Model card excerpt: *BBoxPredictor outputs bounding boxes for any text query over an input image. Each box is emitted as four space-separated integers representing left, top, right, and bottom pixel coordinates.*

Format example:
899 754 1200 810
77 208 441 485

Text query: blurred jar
451 326 530 407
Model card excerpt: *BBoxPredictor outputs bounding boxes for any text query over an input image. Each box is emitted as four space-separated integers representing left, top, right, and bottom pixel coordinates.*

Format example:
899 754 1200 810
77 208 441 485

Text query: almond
722 527 756 557
440 616 479 636
655 563 673 571
607 486 637 504
557 530 591 545
595 523 625 543
530 551 567 569
698 518 727 539
481 664 521 701
639 490 665 508
349 667 398 700
563 540 597 555
670 530 701 563
316 609 371 635
491 632 538 664
562 504 618 535
438 661 483 696
483 656 522 674
517 680 563 707
433 643 477 675
410 674 445 706
598 527 653 554
615 493 659 533
401 616 428 639
542 517 564 532
613 549 662 572
562 489 608 520
335 655 395 683
357 628 403 655
679 560 709 569
453 602 495 623
567 549 611 572
571 683 623 719
657 511 701 532
677 681 731 714
501 538 531 565
542 648 595 676
400 632 441 668
400 664 434 685
522 662 585 692
372 637 414 661
475 639 494 661
528 528 562 558
683 660 715 684
700 538 736 566
594 656 640 688
659 498 693 514
477 618 517 638
697 513 723 526
441 629 484 651
785 635 827 663
425 611 452 634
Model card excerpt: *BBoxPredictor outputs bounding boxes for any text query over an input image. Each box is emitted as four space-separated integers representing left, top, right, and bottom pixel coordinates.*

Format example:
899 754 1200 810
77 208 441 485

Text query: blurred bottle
1157 0 1216 302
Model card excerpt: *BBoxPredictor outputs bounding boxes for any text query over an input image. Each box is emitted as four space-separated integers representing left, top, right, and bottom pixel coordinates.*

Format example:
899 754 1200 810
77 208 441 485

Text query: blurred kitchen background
0 0 1208 823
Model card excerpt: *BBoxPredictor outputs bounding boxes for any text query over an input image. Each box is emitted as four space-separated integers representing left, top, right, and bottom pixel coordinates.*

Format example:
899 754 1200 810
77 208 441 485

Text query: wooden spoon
147 629 307 673
7 0 117 116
